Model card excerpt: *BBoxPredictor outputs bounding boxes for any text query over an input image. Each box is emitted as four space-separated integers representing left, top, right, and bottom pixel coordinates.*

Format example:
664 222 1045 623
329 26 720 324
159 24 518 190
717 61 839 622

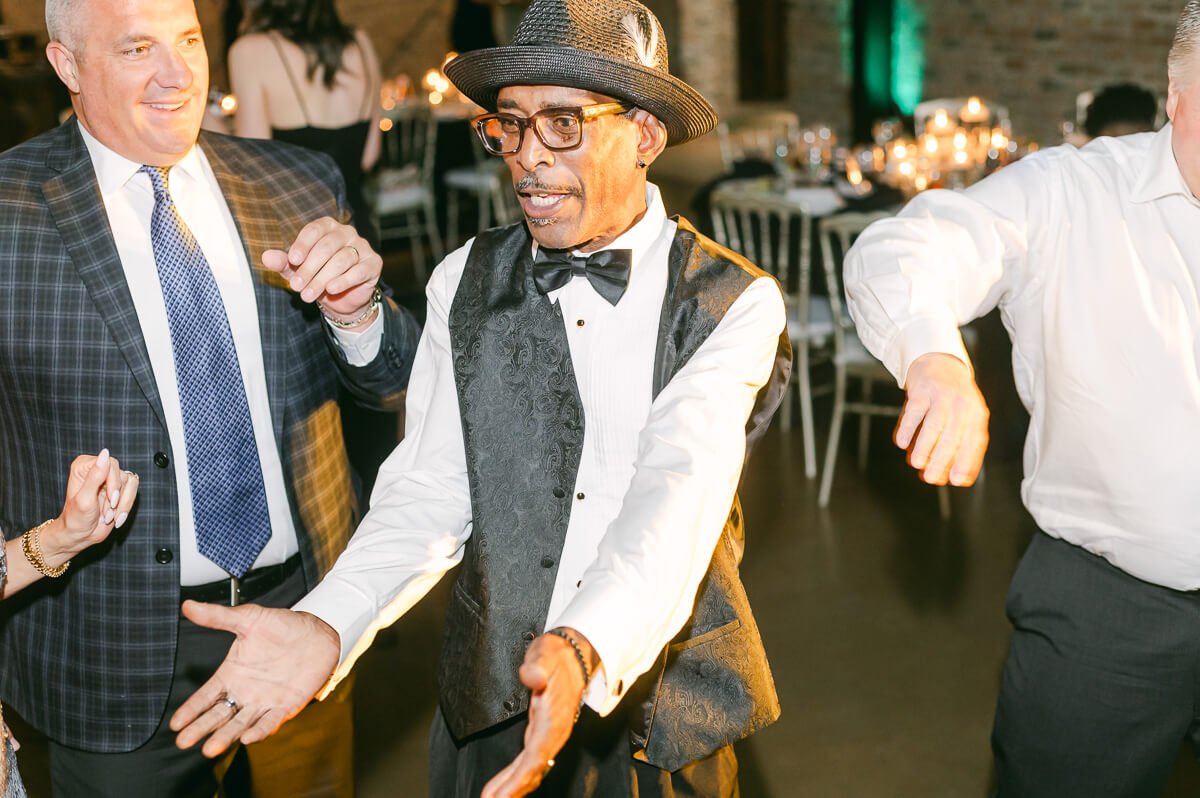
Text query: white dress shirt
845 123 1200 590
294 184 786 713
79 123 379 585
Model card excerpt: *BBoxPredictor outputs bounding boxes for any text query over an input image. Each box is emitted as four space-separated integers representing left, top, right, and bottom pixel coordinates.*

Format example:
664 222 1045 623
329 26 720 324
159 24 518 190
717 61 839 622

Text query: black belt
180 554 302 606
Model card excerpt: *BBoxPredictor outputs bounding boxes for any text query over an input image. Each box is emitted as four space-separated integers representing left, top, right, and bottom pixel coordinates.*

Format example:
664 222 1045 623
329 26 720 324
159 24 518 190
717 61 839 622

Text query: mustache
514 175 582 197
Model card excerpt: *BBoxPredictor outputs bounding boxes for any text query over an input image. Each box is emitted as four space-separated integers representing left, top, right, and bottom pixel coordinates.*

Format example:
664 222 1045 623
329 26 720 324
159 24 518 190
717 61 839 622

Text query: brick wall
777 0 1180 145
3 0 1182 147
786 0 853 135
675 0 739 114
915 0 1178 144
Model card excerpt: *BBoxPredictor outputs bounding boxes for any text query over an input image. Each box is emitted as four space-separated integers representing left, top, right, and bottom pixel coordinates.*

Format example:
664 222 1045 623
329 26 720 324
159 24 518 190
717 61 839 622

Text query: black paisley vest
440 217 791 771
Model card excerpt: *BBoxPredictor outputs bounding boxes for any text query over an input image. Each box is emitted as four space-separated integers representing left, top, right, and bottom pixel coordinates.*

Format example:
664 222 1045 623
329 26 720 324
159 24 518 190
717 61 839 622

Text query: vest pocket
668 618 741 652
633 617 753 771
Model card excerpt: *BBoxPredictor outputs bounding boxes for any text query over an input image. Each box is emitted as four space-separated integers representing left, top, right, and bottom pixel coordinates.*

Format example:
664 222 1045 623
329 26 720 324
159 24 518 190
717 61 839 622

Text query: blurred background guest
2 450 139 798
1084 82 1159 140
229 0 395 492
229 0 382 250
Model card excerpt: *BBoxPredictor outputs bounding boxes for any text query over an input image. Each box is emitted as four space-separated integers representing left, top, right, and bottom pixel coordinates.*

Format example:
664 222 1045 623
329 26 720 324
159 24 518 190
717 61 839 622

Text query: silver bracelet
322 285 382 329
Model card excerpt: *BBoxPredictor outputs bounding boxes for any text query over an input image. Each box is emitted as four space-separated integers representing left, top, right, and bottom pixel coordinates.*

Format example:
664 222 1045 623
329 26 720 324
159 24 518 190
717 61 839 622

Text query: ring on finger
344 244 360 263
540 759 555 779
222 697 239 711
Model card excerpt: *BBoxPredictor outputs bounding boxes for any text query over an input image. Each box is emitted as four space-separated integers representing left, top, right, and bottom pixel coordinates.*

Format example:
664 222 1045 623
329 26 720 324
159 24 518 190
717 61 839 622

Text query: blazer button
540 556 554 568
503 699 515 712
552 487 566 498
522 630 536 643
155 548 173 564
153 451 170 468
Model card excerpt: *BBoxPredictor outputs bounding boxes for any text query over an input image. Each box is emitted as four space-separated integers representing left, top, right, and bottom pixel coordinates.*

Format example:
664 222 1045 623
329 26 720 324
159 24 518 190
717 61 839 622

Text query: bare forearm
2 519 72 598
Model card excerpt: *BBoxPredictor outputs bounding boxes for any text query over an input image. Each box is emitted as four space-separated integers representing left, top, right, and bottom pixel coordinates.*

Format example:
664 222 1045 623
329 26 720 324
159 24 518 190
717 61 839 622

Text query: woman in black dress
229 0 383 249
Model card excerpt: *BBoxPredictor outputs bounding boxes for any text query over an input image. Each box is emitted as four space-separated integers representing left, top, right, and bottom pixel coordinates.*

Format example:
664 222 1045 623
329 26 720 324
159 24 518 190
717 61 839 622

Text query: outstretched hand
262 216 381 321
896 352 990 486
482 631 595 798
170 602 341 758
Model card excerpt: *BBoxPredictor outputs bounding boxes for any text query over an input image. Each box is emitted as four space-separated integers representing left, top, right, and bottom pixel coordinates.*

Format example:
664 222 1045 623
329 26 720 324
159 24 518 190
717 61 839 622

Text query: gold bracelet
21 519 69 578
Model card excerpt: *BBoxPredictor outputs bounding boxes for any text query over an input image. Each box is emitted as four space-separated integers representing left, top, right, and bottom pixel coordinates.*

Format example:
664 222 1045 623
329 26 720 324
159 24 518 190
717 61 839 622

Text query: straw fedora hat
443 0 718 146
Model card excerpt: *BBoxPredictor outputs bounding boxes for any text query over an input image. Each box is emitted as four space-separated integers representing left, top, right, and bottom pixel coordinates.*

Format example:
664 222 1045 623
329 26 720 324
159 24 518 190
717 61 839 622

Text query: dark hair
243 0 356 89
1084 83 1158 138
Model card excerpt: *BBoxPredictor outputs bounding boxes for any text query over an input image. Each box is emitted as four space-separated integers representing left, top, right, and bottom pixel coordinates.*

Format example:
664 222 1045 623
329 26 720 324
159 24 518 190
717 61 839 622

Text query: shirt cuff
548 602 633 717
326 311 384 365
887 315 973 388
291 576 379 699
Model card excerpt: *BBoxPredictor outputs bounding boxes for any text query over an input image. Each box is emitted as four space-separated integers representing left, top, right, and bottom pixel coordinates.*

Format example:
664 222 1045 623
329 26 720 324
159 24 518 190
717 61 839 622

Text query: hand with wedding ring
170 604 340 758
261 216 382 326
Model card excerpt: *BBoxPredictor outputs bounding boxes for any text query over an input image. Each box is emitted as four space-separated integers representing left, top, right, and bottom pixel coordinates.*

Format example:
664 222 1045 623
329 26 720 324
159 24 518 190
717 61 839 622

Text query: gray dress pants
992 532 1200 798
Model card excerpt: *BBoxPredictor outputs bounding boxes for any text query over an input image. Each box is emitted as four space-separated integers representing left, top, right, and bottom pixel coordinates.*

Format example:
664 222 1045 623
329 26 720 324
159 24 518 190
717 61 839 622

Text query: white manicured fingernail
111 490 120 508
97 448 110 468
115 512 129 528
102 512 114 525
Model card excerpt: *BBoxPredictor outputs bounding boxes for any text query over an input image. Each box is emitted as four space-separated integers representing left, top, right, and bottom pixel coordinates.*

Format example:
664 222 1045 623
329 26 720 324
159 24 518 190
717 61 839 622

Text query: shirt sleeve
326 311 384 365
293 251 474 697
548 276 786 716
844 152 1052 386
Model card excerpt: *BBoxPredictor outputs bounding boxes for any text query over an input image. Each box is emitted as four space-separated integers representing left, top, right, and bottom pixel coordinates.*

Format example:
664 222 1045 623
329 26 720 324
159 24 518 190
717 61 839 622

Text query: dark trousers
429 706 737 798
48 567 354 798
992 532 1200 798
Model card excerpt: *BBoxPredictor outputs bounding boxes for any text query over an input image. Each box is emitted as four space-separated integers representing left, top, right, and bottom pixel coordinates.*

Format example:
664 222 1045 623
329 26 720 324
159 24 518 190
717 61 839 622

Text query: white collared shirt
845 123 1200 590
294 184 786 713
79 123 379 585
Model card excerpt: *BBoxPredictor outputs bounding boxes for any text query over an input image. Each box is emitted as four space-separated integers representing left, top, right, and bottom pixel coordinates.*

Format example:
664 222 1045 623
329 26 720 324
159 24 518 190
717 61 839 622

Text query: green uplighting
891 0 925 114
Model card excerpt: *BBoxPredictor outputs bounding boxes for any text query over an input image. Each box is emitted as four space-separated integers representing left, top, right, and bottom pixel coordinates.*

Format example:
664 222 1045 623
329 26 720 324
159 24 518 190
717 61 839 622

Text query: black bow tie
531 247 632 306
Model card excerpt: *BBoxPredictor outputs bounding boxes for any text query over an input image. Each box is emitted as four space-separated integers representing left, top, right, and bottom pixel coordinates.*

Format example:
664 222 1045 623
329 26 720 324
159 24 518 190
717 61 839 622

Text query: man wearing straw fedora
170 0 790 795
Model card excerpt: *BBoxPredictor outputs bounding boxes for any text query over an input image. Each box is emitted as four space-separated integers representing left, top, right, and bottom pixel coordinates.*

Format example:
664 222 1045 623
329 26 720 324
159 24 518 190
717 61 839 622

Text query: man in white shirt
169 1 789 796
844 2 1200 795
0 0 419 795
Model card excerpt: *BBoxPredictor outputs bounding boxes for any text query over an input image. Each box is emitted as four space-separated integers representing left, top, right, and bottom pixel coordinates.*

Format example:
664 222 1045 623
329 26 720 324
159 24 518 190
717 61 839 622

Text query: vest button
540 556 554 568
576 319 585 327
552 487 566 498
576 492 585 500
155 548 173 564
503 699 515 712
522 630 536 643
153 451 170 468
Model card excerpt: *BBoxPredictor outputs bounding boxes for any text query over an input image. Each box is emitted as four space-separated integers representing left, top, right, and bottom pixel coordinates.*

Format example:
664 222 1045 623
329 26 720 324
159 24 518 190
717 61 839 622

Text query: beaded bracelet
21 519 69 578
546 627 590 722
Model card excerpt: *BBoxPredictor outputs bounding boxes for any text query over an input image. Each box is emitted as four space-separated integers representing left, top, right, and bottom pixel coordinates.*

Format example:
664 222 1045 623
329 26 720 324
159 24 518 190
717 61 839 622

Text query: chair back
710 183 821 334
817 210 893 350
379 104 438 187
716 110 801 173
469 135 520 225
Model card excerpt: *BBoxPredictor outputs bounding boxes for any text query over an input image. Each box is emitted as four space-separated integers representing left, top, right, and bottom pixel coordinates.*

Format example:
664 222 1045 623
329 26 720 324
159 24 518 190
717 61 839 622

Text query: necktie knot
532 247 632 306
140 165 171 201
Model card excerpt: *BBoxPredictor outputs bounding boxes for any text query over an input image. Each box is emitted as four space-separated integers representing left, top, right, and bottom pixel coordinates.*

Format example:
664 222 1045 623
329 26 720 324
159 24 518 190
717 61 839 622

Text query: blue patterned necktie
141 165 271 578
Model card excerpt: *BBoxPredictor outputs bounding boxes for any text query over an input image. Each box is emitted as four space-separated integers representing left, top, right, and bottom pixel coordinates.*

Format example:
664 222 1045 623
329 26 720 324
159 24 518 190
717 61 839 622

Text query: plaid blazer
0 120 419 752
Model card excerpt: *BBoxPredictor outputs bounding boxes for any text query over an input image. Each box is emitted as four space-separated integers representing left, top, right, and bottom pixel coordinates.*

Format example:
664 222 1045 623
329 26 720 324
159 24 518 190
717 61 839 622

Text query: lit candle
959 96 989 124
